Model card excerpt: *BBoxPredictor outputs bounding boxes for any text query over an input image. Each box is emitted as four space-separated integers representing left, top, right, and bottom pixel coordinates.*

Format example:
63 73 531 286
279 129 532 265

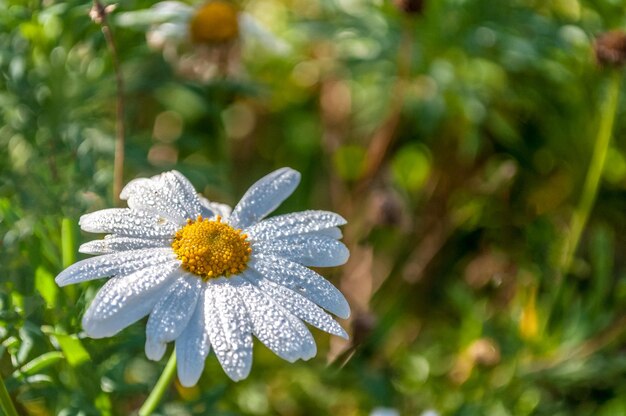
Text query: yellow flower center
172 215 251 280
189 1 240 45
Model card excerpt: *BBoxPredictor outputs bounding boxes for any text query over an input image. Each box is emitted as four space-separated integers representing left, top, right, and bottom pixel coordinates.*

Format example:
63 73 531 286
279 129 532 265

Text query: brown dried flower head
89 1 117 25
393 0 425 16
594 30 626 68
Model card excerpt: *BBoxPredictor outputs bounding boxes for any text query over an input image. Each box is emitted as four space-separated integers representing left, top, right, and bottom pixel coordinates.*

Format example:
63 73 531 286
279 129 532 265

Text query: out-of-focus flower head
117 1 290 82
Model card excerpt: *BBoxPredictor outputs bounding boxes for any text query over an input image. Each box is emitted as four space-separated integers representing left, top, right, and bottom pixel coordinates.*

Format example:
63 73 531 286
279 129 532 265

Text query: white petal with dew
249 274 348 339
121 178 191 225
79 236 171 255
199 196 232 220
119 178 152 200
229 168 300 229
176 286 211 387
79 208 178 238
312 227 343 239
245 210 346 241
250 255 350 319
156 171 209 220
237 275 316 362
145 340 167 361
204 277 253 381
121 171 211 220
55 248 176 287
254 234 349 267
82 262 182 338
145 274 202 360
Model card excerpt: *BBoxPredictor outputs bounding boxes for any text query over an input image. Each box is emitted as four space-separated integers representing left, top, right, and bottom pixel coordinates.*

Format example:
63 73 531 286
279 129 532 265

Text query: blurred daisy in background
117 0 290 82
55 168 350 386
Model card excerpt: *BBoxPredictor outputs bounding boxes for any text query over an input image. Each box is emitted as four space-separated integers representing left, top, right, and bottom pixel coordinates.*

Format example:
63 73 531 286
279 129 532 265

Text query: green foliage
1 0 626 414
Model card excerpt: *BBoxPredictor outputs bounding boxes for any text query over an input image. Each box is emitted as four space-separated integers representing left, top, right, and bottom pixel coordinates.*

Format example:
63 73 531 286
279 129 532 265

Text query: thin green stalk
61 217 77 300
138 351 177 416
91 0 126 206
61 218 76 269
561 71 622 274
0 376 19 416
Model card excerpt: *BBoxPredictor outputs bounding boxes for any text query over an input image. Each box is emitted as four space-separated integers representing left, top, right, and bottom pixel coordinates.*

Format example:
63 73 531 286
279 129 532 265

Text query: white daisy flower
55 168 350 386
116 1 290 81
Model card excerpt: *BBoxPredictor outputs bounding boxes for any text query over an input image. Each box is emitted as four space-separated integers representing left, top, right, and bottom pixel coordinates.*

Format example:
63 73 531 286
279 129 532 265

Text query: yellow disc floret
189 1 240 45
172 215 251 280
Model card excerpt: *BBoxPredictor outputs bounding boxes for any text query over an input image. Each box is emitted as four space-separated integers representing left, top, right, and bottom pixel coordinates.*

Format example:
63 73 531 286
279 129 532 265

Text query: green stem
138 351 177 416
0 376 19 416
91 0 126 206
561 71 622 274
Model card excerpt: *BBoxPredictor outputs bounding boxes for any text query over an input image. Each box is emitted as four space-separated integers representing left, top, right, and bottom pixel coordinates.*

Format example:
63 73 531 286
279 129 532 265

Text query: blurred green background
2 0 626 414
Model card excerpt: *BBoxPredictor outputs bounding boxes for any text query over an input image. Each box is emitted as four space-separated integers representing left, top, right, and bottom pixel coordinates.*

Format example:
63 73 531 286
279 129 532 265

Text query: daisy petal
254 235 349 267
151 1 195 19
119 178 152 200
237 276 315 362
79 236 171 255
145 340 167 361
116 1 194 26
176 287 211 387
250 255 350 319
121 178 190 225
285 310 317 360
199 196 232 220
120 170 213 220
55 248 176 287
245 210 346 241
146 274 202 356
81 263 182 338
149 22 188 43
312 227 343 239
229 168 300 229
204 277 253 381
79 208 178 238
251 276 348 339
238 12 291 55
157 171 209 220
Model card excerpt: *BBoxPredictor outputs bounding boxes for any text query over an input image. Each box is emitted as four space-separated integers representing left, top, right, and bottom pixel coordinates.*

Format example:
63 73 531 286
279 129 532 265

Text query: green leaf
95 392 113 416
589 225 614 316
16 351 64 377
35 266 58 309
54 334 90 367
391 144 431 192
